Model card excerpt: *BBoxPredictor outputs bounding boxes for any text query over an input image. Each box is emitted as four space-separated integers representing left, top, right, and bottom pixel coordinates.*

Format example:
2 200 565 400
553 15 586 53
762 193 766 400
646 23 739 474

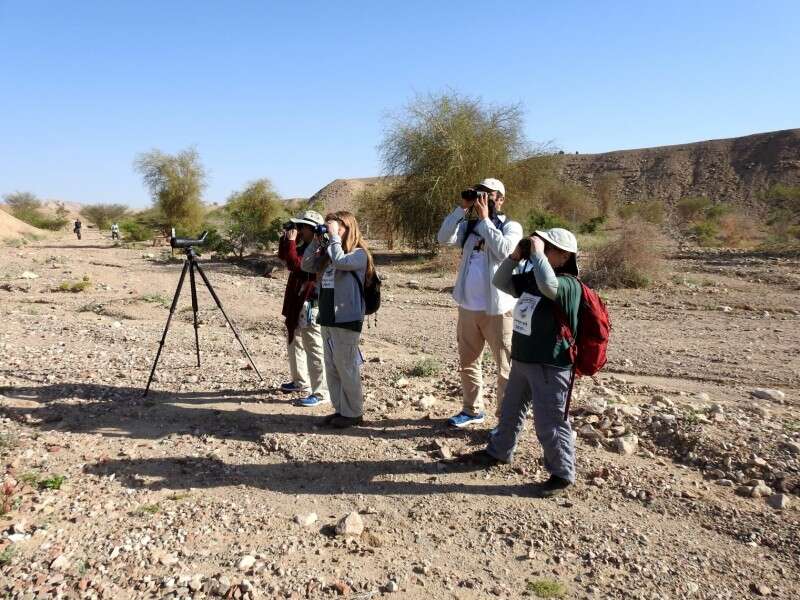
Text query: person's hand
475 193 490 220
459 197 474 211
532 235 546 255
286 228 298 241
510 241 524 261
325 220 340 237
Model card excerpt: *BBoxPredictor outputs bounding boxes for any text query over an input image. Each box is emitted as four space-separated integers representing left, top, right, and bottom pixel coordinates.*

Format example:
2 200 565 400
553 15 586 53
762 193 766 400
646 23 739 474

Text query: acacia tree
133 147 206 237
81 204 129 230
225 178 285 257
380 92 543 249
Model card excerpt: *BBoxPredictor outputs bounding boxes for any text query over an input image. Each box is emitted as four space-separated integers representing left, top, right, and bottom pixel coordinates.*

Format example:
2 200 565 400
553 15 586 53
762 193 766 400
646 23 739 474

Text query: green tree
379 92 541 249
355 180 400 249
81 203 129 230
224 179 285 257
133 147 206 237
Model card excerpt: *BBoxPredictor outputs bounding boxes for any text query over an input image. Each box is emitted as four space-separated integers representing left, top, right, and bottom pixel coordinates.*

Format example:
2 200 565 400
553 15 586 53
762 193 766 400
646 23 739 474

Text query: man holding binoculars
437 178 522 428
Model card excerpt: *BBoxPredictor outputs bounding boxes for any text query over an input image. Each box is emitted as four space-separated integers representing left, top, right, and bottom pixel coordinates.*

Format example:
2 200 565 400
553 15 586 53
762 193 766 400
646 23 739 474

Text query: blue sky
1 1 798 207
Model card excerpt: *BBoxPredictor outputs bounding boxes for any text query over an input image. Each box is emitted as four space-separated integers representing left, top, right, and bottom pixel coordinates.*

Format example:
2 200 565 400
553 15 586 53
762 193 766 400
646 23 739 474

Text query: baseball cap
476 178 505 196
290 210 324 227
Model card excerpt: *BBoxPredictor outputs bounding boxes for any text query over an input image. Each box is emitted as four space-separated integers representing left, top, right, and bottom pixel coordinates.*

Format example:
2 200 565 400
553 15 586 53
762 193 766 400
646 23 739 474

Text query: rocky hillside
305 177 395 215
557 128 800 207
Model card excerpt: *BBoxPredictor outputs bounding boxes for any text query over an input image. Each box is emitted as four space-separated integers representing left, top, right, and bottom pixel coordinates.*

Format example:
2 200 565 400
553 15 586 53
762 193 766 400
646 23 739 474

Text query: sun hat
534 227 579 276
290 210 324 227
476 178 505 196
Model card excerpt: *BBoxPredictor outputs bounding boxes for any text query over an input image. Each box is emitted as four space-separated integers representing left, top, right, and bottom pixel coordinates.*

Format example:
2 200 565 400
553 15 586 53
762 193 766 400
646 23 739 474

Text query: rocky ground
1 230 798 599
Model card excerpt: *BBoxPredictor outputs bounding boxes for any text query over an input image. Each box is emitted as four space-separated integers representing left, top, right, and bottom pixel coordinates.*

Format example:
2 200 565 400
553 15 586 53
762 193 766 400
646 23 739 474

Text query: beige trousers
321 326 364 418
288 303 328 400
457 307 513 417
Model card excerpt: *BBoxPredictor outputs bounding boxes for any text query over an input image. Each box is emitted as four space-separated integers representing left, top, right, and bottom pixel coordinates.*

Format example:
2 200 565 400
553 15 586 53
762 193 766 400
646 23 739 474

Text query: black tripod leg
189 262 201 367
193 262 264 381
144 260 190 396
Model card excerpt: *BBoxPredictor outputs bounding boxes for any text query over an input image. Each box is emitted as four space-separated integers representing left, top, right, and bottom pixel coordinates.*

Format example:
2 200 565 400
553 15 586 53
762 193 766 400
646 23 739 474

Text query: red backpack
554 277 611 418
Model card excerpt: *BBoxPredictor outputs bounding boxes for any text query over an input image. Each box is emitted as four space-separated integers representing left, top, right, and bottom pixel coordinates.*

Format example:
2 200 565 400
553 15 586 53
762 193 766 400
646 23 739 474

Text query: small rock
751 483 772 498
750 582 772 596
578 424 603 441
395 377 410 389
736 485 754 497
335 511 364 537
20 271 39 279
416 395 437 410
50 554 70 571
780 441 800 455
386 580 399 593
583 397 607 415
238 555 256 571
111 321 122 329
613 434 638 456
751 388 785 402
294 512 318 527
767 494 789 510
719 305 732 312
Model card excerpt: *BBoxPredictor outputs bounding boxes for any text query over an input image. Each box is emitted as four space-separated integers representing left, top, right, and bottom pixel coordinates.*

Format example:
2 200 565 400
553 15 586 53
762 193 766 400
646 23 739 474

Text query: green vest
511 276 581 367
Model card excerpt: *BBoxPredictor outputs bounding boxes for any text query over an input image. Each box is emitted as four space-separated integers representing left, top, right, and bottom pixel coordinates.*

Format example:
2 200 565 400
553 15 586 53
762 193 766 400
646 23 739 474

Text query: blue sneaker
297 394 329 408
280 381 307 394
447 411 485 428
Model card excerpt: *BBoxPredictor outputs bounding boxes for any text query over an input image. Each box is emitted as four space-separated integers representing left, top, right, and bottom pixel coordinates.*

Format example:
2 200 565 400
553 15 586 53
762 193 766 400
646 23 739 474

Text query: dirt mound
41 199 83 222
556 128 800 207
306 176 398 214
0 207 45 240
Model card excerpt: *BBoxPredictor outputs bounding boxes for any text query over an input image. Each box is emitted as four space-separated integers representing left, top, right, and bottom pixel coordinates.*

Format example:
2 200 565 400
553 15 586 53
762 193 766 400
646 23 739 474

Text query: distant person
111 222 120 240
302 211 374 429
463 228 581 498
277 210 329 408
73 218 82 240
437 178 522 428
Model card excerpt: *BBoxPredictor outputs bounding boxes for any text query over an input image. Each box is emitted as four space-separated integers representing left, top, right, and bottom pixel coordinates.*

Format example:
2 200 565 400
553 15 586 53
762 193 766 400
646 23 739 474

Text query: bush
762 184 800 245
119 218 153 241
408 357 441 377
527 208 570 232
676 196 712 224
718 212 761 247
56 276 91 293
618 200 665 224
224 179 286 257
691 220 719 246
201 226 235 256
538 181 596 225
3 191 68 230
579 215 606 234
584 219 664 288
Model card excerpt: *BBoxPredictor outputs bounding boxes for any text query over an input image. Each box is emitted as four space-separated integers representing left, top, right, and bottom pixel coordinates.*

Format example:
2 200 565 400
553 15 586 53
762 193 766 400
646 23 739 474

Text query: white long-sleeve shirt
437 206 523 315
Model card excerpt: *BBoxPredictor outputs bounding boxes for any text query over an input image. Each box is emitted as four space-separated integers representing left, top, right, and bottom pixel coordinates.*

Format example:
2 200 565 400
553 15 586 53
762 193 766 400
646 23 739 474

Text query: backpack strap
552 274 580 421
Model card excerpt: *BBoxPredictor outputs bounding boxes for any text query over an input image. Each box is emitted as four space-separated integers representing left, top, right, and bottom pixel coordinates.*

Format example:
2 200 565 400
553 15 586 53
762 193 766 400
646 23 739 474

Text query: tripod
144 245 263 396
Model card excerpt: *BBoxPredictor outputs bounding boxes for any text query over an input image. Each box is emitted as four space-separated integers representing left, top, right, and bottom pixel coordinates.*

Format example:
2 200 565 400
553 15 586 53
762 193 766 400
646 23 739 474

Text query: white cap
534 228 578 254
477 178 505 196
290 210 324 227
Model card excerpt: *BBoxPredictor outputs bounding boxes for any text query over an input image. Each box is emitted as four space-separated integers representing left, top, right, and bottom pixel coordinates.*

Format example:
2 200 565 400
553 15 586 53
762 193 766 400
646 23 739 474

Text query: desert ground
1 228 798 599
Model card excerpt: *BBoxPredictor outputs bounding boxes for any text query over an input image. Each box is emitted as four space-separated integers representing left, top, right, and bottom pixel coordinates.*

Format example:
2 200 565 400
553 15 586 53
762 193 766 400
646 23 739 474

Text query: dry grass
584 218 665 288
718 212 762 247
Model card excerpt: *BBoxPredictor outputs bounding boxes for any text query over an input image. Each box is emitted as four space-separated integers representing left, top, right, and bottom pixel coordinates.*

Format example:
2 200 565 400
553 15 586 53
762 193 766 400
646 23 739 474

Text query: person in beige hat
437 177 523 428
277 210 329 408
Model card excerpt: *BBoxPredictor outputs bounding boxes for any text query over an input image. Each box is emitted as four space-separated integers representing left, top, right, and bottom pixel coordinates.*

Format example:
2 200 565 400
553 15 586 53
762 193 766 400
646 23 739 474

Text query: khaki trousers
321 326 364 418
457 307 513 417
288 304 328 400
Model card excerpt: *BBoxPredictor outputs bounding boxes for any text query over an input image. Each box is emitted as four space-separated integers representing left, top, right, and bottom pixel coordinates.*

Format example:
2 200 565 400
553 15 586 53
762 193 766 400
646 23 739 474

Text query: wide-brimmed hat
534 227 579 276
290 210 324 227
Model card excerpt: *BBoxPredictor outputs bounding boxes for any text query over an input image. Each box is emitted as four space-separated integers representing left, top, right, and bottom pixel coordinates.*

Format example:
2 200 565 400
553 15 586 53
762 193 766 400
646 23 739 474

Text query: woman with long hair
302 210 375 428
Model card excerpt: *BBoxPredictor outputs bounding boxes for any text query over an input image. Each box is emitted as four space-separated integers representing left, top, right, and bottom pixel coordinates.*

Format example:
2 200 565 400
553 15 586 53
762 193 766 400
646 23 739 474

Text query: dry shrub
584 219 665 288
425 246 462 272
717 212 761 247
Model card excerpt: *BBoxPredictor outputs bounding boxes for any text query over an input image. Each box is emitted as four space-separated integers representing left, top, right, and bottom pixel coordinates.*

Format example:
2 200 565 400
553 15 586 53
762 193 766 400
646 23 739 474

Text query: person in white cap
461 227 581 497
437 178 523 428
277 210 329 408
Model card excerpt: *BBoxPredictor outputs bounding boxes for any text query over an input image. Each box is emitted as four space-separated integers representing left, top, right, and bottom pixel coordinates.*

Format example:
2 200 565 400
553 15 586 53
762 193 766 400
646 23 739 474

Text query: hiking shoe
322 413 341 426
447 411 485 428
280 381 307 394
297 394 329 408
457 449 505 468
330 415 364 429
531 475 572 498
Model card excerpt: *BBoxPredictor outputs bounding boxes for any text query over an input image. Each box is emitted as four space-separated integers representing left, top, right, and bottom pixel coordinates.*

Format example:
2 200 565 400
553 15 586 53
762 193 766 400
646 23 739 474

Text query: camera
282 221 297 231
170 228 208 249
314 224 330 244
